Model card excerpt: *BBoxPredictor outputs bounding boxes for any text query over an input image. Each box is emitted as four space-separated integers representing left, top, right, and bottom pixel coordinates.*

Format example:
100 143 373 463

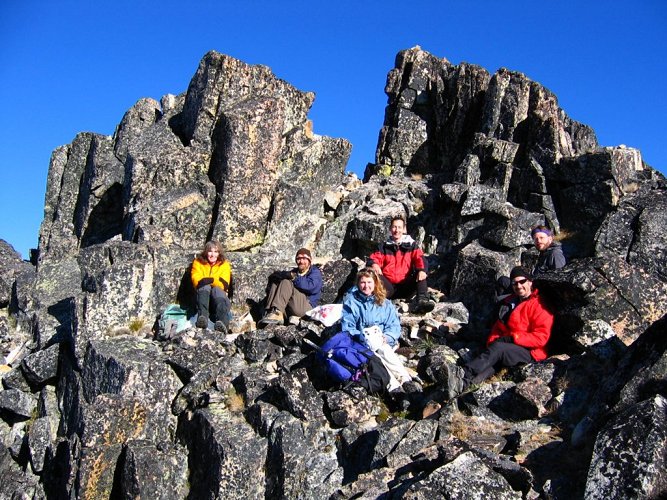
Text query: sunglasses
511 278 529 287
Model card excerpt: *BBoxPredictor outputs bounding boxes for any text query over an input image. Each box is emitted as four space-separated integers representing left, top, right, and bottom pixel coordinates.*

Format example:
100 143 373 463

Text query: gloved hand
494 335 514 344
197 277 214 288
269 270 292 283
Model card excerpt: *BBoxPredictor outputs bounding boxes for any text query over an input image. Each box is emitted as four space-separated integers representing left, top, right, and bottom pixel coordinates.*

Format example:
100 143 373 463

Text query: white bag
305 304 343 327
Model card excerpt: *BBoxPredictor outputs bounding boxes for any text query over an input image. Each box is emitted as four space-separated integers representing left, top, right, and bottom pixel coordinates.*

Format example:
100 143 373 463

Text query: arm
190 260 206 288
380 301 402 347
410 246 427 273
486 319 507 346
213 261 232 291
367 246 386 274
550 247 566 270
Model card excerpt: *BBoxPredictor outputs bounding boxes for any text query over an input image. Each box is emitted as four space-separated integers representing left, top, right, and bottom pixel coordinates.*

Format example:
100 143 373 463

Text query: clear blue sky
1 1 665 259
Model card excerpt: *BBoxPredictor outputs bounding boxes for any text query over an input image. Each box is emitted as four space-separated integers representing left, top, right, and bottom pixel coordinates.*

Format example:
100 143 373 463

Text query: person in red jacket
443 266 554 399
367 216 434 313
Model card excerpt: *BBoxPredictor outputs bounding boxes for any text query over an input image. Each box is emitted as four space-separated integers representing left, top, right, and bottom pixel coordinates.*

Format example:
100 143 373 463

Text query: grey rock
266 412 342 499
41 436 81 499
273 367 324 421
235 329 271 362
178 408 268 498
76 443 123 498
385 419 438 468
28 416 57 473
245 400 282 437
346 417 415 473
2 366 32 392
573 319 625 360
393 451 521 499
0 443 44 500
115 440 189 499
21 343 60 386
234 366 275 406
0 388 36 420
0 239 33 307
585 395 667 499
512 377 553 419
4 44 667 498
81 336 180 406
324 390 381 427
320 259 358 304
421 345 464 384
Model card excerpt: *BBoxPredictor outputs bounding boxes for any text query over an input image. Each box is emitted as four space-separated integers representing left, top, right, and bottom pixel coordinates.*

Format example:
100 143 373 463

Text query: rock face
1 47 666 498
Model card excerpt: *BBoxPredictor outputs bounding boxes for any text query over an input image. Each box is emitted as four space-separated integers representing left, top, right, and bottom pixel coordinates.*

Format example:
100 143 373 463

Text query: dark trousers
379 274 428 300
265 279 311 317
196 285 231 325
464 341 533 385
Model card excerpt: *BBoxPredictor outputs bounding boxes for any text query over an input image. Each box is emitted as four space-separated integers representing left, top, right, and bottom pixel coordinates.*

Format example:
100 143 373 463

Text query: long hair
357 268 387 305
197 240 226 264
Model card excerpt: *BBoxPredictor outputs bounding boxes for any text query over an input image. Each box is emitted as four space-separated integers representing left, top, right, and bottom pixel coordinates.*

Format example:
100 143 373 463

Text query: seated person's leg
210 287 231 327
197 285 212 318
260 279 293 325
465 341 532 384
286 289 311 318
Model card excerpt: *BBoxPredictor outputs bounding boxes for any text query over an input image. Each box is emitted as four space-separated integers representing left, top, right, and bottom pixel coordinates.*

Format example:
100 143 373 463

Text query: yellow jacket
191 259 232 291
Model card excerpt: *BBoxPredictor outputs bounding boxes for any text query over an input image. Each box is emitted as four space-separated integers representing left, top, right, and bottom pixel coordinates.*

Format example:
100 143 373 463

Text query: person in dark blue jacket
258 248 323 326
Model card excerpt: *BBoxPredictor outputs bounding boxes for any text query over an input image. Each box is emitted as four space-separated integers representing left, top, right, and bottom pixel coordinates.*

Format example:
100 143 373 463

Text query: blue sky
1 1 665 259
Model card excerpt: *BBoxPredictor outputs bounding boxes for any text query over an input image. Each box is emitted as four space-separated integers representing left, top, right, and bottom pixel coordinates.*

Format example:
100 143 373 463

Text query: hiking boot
443 361 467 400
214 321 228 334
395 346 415 359
288 315 301 326
196 315 208 329
411 295 435 314
259 307 284 326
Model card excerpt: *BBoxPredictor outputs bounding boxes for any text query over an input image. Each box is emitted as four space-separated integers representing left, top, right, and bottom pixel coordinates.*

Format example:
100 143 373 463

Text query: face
511 277 533 299
295 254 310 272
532 232 554 252
390 219 405 241
358 275 375 296
206 248 219 264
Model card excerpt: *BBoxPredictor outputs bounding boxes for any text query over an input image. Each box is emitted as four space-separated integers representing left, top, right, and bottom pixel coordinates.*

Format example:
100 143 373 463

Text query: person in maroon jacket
442 266 554 399
367 216 434 313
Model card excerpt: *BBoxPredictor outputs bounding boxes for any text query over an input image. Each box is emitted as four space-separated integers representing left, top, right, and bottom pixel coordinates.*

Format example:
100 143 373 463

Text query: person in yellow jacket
190 240 232 332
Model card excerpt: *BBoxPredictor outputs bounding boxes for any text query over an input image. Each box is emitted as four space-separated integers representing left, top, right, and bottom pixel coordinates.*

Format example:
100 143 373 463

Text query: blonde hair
197 240 226 264
357 268 387 305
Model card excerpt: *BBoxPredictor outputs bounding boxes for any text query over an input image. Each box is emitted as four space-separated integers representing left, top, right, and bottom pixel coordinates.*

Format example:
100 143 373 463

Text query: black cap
509 266 533 281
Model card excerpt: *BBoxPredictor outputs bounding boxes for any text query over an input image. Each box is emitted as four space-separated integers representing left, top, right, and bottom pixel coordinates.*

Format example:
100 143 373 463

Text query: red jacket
367 236 426 284
486 289 554 361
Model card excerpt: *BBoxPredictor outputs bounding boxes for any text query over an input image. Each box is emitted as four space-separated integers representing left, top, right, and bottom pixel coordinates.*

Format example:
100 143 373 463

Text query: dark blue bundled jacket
292 265 323 308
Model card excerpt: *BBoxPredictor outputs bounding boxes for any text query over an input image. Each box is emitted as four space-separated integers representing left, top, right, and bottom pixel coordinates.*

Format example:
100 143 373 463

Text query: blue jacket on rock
341 288 401 347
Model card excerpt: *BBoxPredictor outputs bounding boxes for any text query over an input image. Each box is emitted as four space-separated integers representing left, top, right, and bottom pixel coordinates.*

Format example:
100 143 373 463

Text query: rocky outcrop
1 47 666 499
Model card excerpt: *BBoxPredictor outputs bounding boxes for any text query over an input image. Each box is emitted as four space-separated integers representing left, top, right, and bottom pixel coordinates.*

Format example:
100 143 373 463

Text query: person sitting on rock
367 215 434 313
258 248 322 326
341 268 411 389
443 266 554 399
191 240 232 333
530 225 566 276
497 225 566 295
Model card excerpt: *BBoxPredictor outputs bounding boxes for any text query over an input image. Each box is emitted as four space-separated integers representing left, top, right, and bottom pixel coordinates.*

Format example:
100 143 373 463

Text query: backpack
312 332 390 395
157 304 191 340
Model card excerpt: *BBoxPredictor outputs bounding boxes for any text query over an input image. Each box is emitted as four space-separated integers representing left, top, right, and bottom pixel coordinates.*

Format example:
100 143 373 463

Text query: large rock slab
585 395 667 499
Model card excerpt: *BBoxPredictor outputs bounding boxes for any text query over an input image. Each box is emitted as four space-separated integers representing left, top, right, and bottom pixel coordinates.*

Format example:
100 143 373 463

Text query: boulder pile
0 47 665 499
